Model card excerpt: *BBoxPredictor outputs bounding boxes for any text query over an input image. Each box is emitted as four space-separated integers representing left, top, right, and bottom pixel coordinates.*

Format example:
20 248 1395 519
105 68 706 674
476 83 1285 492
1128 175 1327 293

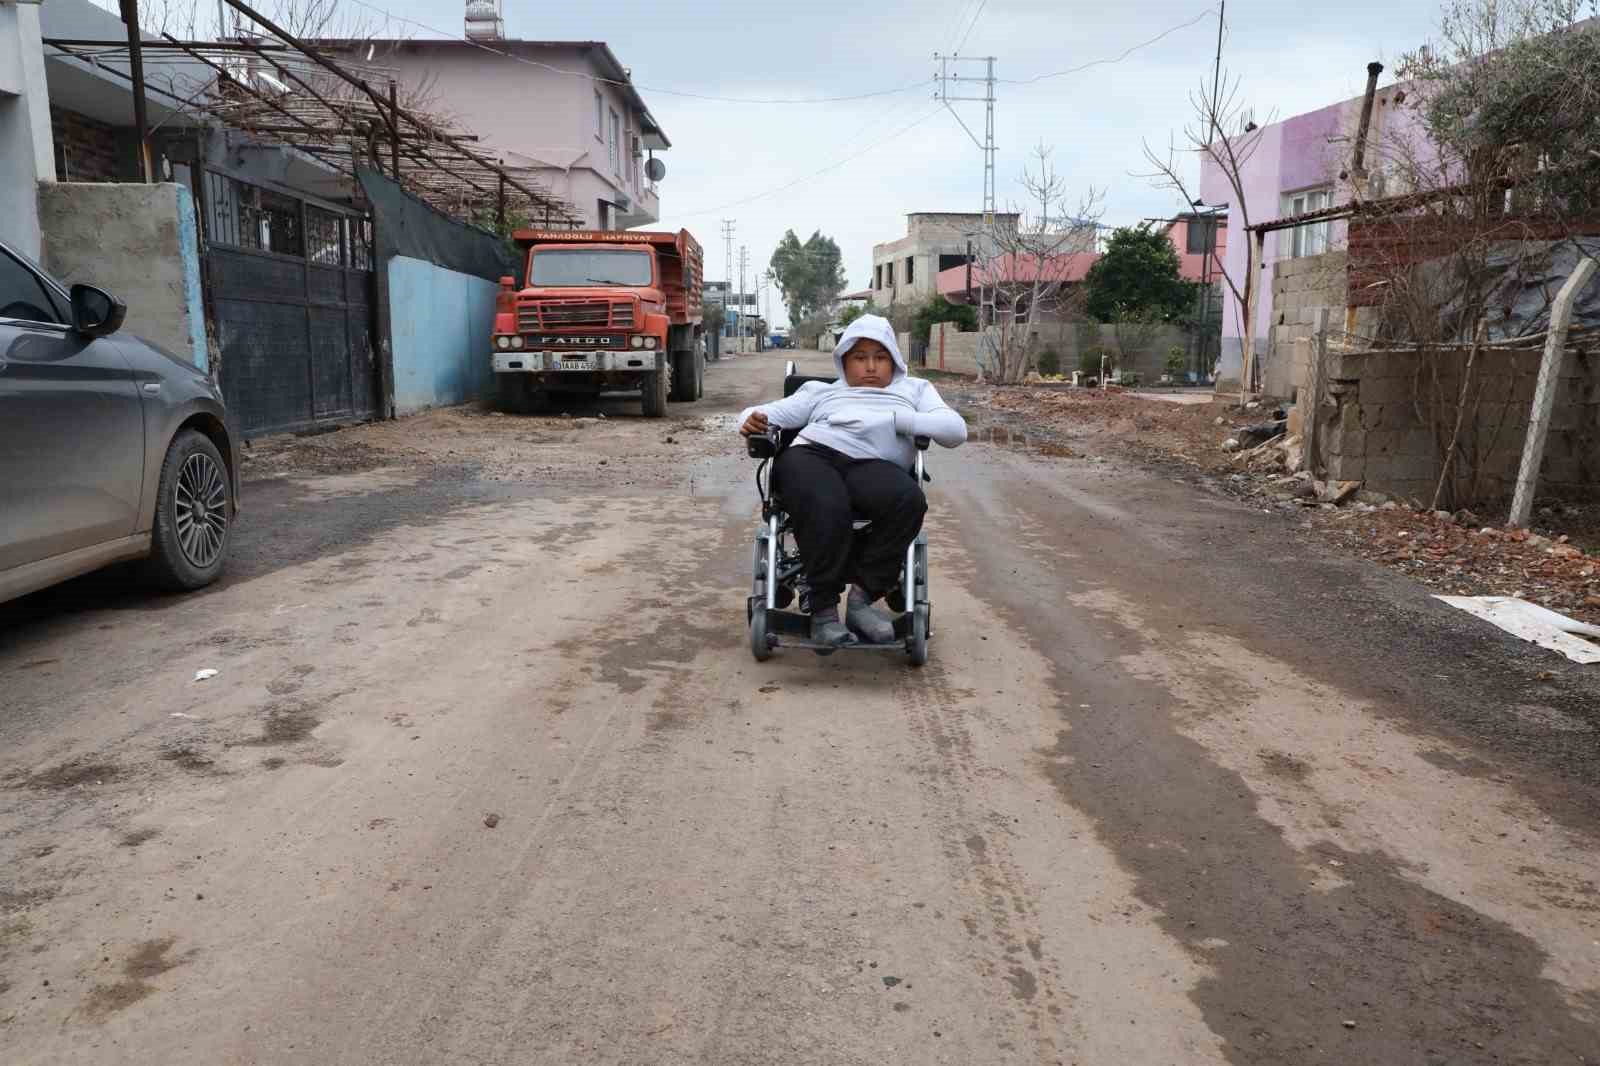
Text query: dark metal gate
199 171 378 436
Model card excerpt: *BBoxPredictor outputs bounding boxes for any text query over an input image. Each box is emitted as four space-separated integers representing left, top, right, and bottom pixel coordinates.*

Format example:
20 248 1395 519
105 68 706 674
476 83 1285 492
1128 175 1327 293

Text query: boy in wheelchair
738 315 967 647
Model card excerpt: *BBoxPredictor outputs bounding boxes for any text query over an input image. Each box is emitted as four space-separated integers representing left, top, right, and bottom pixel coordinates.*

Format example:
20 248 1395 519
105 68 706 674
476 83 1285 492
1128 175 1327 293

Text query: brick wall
50 106 125 182
1319 345 1600 505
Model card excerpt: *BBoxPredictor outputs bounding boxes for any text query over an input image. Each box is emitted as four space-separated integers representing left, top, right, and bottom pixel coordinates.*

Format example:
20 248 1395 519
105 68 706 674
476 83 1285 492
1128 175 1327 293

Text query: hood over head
831 314 906 382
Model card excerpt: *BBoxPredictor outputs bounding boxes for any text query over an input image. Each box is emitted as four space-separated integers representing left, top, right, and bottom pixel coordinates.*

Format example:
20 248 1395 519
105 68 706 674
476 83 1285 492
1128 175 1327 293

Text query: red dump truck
491 229 705 417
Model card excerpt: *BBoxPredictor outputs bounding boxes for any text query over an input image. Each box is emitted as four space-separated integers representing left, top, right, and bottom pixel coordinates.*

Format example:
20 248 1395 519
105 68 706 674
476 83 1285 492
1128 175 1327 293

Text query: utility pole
935 52 997 378
759 270 772 352
721 219 736 347
738 244 750 353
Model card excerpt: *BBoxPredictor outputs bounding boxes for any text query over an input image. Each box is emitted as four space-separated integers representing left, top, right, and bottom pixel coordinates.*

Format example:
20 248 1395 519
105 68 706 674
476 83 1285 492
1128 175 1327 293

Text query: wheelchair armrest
913 435 932 451
747 430 780 459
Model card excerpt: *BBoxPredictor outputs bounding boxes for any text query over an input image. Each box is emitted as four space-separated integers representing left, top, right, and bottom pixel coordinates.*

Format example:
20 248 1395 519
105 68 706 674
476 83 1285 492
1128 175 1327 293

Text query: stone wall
1319 345 1600 505
37 181 208 370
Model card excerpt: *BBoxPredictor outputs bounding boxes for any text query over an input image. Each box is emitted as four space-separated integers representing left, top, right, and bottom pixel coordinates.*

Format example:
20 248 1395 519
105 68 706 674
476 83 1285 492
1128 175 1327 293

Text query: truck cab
491 229 704 417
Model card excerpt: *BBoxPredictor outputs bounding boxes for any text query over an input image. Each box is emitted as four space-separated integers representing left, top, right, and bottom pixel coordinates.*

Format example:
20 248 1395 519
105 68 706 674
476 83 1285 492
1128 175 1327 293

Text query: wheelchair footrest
762 608 918 651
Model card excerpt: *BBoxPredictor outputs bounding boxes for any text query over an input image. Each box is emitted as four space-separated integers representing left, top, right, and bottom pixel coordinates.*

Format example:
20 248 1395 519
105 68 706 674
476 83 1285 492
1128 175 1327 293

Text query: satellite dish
645 157 667 182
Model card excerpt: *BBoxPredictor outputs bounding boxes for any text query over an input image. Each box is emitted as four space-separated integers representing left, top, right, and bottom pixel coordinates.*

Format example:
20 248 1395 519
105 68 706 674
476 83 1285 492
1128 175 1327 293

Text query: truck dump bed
513 229 703 324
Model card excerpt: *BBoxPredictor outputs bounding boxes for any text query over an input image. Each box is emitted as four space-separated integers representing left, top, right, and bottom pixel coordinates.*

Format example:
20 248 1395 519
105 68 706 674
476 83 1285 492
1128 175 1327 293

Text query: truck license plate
558 356 593 371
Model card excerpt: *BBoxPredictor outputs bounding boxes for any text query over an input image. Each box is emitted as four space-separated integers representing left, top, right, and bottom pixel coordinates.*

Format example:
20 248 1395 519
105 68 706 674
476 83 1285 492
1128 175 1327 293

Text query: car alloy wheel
174 451 228 569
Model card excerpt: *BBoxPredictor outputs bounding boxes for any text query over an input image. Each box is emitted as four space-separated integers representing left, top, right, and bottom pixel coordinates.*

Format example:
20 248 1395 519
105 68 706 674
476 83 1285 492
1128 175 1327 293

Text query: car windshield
530 250 652 287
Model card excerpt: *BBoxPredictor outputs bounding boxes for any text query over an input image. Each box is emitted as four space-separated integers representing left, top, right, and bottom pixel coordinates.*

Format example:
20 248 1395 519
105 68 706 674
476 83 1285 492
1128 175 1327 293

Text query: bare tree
1141 76 1270 394
978 144 1103 384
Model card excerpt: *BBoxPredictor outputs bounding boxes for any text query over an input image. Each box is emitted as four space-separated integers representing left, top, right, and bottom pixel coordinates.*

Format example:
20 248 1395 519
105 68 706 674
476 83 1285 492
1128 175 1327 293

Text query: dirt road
3 351 1598 1064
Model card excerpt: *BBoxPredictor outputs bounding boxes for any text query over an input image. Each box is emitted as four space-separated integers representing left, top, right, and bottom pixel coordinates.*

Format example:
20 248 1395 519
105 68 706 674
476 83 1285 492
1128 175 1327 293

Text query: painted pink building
1199 75 1426 388
321 7 670 231
933 220 1226 303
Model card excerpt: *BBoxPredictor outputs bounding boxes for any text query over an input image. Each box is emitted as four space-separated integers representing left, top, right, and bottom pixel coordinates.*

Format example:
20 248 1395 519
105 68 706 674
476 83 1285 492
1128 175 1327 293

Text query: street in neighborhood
3 350 1598 1063
4 0 1600 1062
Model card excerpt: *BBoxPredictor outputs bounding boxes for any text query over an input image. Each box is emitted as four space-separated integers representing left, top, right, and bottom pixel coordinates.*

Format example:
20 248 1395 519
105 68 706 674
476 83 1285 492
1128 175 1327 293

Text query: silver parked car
0 238 239 605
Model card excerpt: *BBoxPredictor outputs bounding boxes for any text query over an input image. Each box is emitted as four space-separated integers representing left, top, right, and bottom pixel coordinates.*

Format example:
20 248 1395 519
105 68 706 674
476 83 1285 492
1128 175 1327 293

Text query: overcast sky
139 0 1452 325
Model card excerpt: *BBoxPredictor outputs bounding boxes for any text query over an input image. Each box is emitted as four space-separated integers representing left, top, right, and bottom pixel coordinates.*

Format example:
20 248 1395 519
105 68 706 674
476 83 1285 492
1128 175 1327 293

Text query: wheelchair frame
745 360 932 665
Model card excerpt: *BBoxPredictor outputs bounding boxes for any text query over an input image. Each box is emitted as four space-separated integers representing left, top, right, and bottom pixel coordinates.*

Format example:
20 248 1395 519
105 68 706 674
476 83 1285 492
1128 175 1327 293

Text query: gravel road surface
2 350 1597 1065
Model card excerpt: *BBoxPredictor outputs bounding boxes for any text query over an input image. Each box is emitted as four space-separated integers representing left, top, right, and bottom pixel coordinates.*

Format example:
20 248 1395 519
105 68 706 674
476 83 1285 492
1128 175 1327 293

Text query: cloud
373 0 1445 325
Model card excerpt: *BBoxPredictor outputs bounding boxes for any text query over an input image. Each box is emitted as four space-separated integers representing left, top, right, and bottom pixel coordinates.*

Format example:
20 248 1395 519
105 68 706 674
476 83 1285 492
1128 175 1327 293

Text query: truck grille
518 301 636 331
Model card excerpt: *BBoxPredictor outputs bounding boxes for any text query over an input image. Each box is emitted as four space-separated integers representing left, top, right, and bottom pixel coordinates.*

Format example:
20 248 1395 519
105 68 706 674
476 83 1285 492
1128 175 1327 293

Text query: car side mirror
70 284 126 337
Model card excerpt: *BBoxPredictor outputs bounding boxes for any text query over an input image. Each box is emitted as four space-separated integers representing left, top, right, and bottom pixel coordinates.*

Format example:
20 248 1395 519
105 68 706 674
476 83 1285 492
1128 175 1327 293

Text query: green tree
1082 227 1195 324
769 230 847 327
702 303 726 334
911 295 976 343
838 299 883 329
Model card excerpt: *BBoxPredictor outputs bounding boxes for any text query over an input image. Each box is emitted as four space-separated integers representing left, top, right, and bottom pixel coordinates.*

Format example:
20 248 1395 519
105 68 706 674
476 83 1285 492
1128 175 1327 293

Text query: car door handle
142 382 161 395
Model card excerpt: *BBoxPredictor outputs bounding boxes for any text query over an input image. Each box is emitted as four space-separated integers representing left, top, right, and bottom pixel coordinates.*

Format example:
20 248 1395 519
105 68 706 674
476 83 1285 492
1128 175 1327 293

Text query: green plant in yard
1165 346 1187 377
911 295 976 343
1036 348 1061 376
1079 347 1111 376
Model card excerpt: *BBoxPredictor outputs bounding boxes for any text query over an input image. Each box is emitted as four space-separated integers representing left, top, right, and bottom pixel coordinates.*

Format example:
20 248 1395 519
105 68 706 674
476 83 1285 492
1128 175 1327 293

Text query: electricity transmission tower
935 53 997 377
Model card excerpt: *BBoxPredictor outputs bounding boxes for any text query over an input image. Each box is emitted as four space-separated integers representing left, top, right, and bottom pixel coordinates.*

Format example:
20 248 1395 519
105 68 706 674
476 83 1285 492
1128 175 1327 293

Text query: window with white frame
595 90 603 140
609 109 621 175
1282 187 1332 258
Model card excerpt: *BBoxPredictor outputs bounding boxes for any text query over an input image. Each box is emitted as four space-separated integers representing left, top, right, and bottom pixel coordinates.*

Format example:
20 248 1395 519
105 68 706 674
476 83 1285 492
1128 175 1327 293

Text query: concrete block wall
37 181 208 370
1320 347 1600 504
1264 250 1349 401
927 320 1190 381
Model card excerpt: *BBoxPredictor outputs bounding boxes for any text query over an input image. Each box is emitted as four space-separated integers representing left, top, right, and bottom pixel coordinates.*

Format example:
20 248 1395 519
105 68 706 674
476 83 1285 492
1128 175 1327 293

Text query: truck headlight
495 335 511 350
510 335 525 349
645 336 657 349
630 335 644 349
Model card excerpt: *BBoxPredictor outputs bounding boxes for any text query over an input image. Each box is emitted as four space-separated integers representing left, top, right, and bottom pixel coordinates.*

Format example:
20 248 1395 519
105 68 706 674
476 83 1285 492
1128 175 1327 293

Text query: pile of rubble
949 380 1600 627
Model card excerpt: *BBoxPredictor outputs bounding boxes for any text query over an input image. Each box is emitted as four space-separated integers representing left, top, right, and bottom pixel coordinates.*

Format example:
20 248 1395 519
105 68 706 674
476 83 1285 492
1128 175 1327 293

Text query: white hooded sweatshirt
737 314 967 469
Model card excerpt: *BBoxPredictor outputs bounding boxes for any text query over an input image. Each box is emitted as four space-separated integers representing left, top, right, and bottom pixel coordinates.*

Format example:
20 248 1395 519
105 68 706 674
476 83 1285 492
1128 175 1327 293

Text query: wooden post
1507 257 1597 528
387 79 401 179
1305 308 1329 476
496 162 506 233
119 0 154 181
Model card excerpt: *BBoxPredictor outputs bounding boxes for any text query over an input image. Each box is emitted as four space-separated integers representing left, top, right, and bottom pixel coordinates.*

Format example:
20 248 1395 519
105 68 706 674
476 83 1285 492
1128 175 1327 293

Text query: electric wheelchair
744 360 932 666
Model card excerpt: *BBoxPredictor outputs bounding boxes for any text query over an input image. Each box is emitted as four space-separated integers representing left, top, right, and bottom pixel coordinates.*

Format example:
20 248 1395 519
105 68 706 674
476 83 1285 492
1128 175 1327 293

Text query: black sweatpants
773 442 927 610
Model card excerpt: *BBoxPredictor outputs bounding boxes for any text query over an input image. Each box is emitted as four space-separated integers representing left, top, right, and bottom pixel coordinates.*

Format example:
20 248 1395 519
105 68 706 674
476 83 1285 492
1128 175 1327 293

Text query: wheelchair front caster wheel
749 602 773 662
908 603 929 667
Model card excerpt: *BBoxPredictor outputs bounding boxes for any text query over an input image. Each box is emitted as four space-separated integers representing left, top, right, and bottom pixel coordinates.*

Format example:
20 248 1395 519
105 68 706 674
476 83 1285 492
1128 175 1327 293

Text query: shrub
1165 345 1187 377
1036 348 1061 376
1079 347 1114 376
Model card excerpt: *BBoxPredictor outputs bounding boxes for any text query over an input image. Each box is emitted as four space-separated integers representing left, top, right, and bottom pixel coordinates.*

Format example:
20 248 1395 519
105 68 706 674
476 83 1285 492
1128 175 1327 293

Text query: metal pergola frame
47 0 583 229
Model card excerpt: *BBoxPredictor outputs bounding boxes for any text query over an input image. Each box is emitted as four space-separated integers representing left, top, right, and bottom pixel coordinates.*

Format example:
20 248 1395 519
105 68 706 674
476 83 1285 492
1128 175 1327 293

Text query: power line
669 105 944 219
1000 8 1217 84
952 0 989 55
335 0 931 105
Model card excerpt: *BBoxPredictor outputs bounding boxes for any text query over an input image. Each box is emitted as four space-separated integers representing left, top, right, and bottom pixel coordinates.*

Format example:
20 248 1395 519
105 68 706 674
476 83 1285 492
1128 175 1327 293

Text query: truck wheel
641 360 670 417
669 350 696 402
